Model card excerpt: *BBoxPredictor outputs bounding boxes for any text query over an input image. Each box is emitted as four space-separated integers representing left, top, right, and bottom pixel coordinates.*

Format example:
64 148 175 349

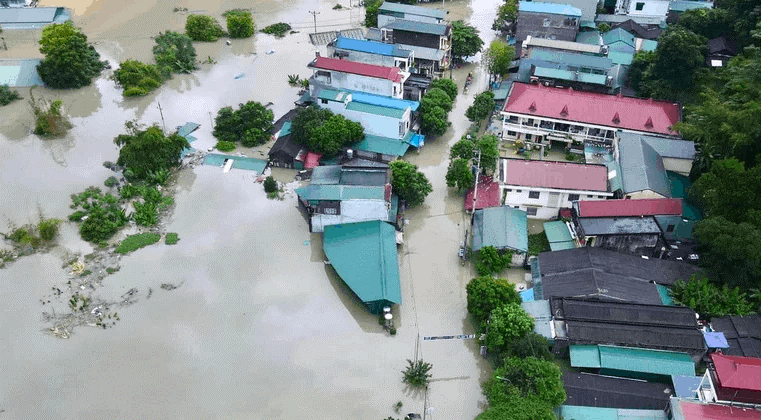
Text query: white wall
310 200 390 232
313 70 403 99
625 189 668 200
502 185 611 219
617 0 670 18
378 14 442 28
662 157 692 177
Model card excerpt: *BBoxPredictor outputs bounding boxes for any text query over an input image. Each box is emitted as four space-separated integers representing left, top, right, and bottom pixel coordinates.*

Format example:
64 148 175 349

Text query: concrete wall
516 12 580 42
624 189 669 200
317 98 411 139
662 157 692 176
502 185 611 219
327 47 413 71
312 71 403 99
310 199 390 232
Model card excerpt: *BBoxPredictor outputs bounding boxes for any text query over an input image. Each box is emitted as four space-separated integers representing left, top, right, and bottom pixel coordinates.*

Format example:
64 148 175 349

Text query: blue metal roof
334 36 412 58
0 59 43 87
619 139 672 198
349 90 420 111
529 49 613 69
519 1 582 17
671 375 703 398
603 28 636 48
704 331 729 348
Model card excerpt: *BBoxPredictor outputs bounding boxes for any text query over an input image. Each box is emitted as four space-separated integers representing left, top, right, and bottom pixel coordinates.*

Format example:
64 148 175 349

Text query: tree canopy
113 60 167 97
466 276 521 331
429 78 458 101
693 217 761 289
475 397 555 420
364 0 383 28
225 10 255 38
671 272 756 318
482 357 566 408
476 246 513 277
466 91 496 122
492 0 519 33
153 31 197 73
452 20 484 59
290 106 363 157
420 103 449 137
692 159 761 226
389 161 432 207
421 87 453 112
185 15 226 42
450 138 476 160
632 27 707 98
115 125 189 181
484 40 514 77
37 22 106 89
446 158 475 192
476 135 500 174
484 303 534 355
213 101 274 147
507 332 553 361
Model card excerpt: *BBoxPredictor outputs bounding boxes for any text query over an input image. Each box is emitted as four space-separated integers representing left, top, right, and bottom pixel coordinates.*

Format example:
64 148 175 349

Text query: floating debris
160 281 184 291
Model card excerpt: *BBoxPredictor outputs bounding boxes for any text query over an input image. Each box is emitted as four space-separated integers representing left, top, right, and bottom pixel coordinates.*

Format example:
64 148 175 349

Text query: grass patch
106 267 119 274
115 232 161 254
165 232 179 245
527 232 551 256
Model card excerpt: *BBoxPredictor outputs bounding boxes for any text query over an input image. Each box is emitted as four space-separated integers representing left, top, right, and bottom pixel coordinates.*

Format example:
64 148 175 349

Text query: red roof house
577 198 683 218
503 82 681 137
465 175 501 211
502 159 609 192
303 152 322 169
710 353 761 404
671 398 761 420
309 56 404 83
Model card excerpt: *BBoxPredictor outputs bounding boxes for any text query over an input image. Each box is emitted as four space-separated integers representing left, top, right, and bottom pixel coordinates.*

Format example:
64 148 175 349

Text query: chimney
315 51 320 58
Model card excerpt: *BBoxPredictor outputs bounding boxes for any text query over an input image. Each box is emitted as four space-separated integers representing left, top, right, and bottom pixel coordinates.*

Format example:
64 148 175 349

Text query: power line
308 10 320 34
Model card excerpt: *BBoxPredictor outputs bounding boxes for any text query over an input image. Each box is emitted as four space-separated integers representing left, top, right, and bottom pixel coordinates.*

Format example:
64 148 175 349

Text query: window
399 121 405 137
525 134 533 140
324 208 337 215
568 193 580 201
667 225 675 233
516 189 522 193
507 131 517 136
529 191 541 199
316 70 331 83
321 99 328 104
526 207 538 216
505 189 512 192
598 195 605 199
586 195 595 198
635 2 644 10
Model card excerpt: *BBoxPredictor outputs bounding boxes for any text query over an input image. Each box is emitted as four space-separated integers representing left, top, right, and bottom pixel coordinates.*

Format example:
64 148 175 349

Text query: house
562 371 674 410
522 35 605 55
516 2 582 44
308 55 409 99
668 0 714 23
617 132 696 176
0 7 70 29
500 159 613 219
516 47 625 93
295 163 396 233
706 36 739 67
710 315 761 358
268 121 304 169
705 353 761 404
323 220 401 314
668 397 761 420
550 297 705 355
543 220 575 250
378 19 452 76
464 175 502 211
609 18 663 40
327 36 414 71
376 1 448 27
472 206 529 265
559 405 667 420
500 82 681 148
569 344 695 379
614 0 671 21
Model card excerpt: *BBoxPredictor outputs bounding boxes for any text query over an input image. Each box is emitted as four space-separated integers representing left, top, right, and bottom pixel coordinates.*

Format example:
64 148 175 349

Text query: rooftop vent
529 101 537 112
612 112 621 124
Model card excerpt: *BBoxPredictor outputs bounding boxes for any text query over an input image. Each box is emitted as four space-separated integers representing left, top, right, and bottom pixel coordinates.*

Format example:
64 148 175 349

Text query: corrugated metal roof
472 206 529 252
533 67 608 85
396 43 447 61
202 154 267 173
618 132 696 160
669 0 713 12
346 101 406 118
525 36 603 54
579 216 663 235
571 345 695 377
323 221 401 312
464 175 501 211
570 345 602 367
711 315 761 358
639 39 659 52
334 36 412 57
295 184 386 201
519 1 582 17
503 159 609 192
703 331 729 348
311 56 403 82
383 19 449 36
521 299 553 339
0 6 59 23
378 2 448 19
576 30 603 45
543 221 575 251
317 89 347 101
503 82 680 136
563 372 674 410
710 353 761 391
0 58 43 87
349 90 419 111
578 198 683 217
310 165 343 185
608 50 634 65
559 405 668 420
671 375 703 398
670 397 761 420
619 138 672 197
529 49 613 69
355 134 410 157
603 28 636 48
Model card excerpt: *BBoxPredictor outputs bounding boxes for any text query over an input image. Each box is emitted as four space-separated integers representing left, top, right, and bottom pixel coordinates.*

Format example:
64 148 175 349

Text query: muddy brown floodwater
0 0 505 417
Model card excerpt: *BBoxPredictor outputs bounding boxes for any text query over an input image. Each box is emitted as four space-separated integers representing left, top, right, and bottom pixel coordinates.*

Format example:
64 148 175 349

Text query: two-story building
500 159 613 219
515 1 582 43
500 82 681 148
374 19 452 76
376 1 448 27
327 36 414 71
308 55 409 99
614 0 671 20
517 46 625 93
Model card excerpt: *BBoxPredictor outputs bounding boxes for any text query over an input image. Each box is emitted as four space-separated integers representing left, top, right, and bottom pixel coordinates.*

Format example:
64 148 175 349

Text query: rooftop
502 82 681 136
345 101 407 118
333 36 413 58
502 159 609 192
295 184 386 201
543 221 575 251
465 175 501 211
578 216 663 235
617 132 696 160
310 56 403 83
577 198 683 218
378 1 448 19
518 1 583 17
619 138 671 197
524 35 603 54
710 353 761 392
603 27 636 48
670 398 761 420
540 266 664 304
472 206 529 252
569 344 695 377
382 19 450 36
711 315 761 358
347 90 420 111
563 371 674 410
559 405 667 420
354 134 411 157
669 0 714 13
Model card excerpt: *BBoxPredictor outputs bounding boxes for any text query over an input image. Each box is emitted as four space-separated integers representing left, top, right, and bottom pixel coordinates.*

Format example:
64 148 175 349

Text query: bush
483 357 566 408
466 277 521 332
261 22 292 37
153 31 197 73
213 101 274 147
113 60 167 97
0 84 21 106
165 232 179 245
115 125 189 181
225 10 255 38
527 232 551 256
32 98 71 137
263 176 278 193
185 15 226 42
104 176 118 188
69 210 86 222
119 184 138 199
114 232 161 254
484 303 534 356
402 359 432 389
476 246 513 276
38 219 62 241
671 272 755 318
70 187 129 243
215 140 236 152
429 78 458 101
133 200 158 226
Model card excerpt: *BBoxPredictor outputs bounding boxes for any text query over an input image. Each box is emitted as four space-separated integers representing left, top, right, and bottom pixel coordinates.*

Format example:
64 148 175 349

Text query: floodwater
0 0 503 417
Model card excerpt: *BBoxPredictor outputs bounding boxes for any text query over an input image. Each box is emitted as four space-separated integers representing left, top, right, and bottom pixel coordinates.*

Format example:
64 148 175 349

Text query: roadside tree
420 105 449 137
450 138 475 160
466 91 496 122
37 22 107 89
389 161 432 207
213 101 274 147
452 20 484 59
429 78 458 101
482 357 566 408
492 0 519 33
476 135 500 173
421 87 453 112
446 158 475 192
483 41 514 78
466 276 521 331
476 245 513 276
484 303 535 356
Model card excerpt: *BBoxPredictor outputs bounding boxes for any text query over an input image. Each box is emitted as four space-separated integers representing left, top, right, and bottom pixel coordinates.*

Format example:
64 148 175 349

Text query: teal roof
603 28 636 48
519 1 582 17
177 122 200 138
640 39 658 52
580 20 597 29
310 165 343 185
323 221 401 313
295 184 385 201
608 50 634 65
0 58 43 87
569 345 696 377
559 405 668 420
657 284 675 306
533 67 608 85
355 134 410 157
202 154 267 173
346 101 407 118
317 89 349 102
667 172 701 220
576 30 603 45
543 221 575 251
472 206 529 252
378 2 448 19
493 86 511 100
279 121 292 137
669 0 713 12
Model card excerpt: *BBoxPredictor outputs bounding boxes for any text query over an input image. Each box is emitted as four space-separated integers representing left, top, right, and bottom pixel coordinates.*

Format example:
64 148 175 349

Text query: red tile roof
677 400 761 420
503 159 609 192
503 82 681 136
711 353 761 392
577 198 683 217
311 56 403 83
465 175 501 211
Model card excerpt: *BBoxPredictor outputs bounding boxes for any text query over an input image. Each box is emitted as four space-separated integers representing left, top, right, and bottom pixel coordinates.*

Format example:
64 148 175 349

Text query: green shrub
165 232 179 245
671 272 756 318
133 200 158 226
113 60 166 97
0 84 21 106
216 140 236 152
527 232 551 256
104 176 118 188
115 232 161 254
476 246 514 276
261 22 292 37
153 31 197 73
263 176 278 193
38 219 62 241
185 15 225 42
158 196 174 211
402 359 432 389
9 228 30 243
119 184 138 199
225 10 255 38
32 98 71 137
69 211 86 222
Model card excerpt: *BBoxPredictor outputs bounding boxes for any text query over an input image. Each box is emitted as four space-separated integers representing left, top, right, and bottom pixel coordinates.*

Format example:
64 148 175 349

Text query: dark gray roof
562 371 673 410
610 19 663 40
552 297 699 327
542 270 664 305
707 36 739 56
538 247 700 287
619 138 672 197
579 216 663 235
617 131 696 160
561 320 706 351
711 315 761 358
383 19 449 36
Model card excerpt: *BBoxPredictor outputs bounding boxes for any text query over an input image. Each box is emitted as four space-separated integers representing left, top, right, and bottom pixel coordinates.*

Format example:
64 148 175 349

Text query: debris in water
266 50 275 55
160 281 184 291
303 240 309 245
234 73 245 79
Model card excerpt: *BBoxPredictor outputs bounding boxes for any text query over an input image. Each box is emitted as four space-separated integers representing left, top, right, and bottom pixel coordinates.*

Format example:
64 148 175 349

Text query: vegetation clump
291 106 364 157
0 84 21 106
428 78 458 101
104 176 119 188
215 140 236 152
153 31 197 74
113 60 167 97
114 123 189 182
213 101 274 147
402 359 432 389
185 15 226 42
31 95 72 138
115 232 161 254
261 22 291 38
389 161 432 207
466 276 521 332
671 272 755 318
263 176 278 193
527 232 551 256
38 219 62 241
364 0 382 27
69 187 129 243
475 246 513 276
36 22 107 89
165 232 179 245
225 10 255 38
419 87 454 137
466 91 495 122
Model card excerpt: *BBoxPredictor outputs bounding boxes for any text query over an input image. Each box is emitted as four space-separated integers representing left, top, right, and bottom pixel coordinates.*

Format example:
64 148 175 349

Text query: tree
389 161 432 207
597 22 611 33
264 176 278 193
402 359 432 389
693 217 761 289
677 8 731 40
475 397 555 420
113 60 167 97
466 276 521 331
36 22 106 89
484 41 514 77
627 50 656 96
308 114 364 157
451 20 484 59
420 105 449 137
225 10 255 38
484 304 534 356
185 15 225 42
213 101 274 147
429 78 458 101
421 87 453 112
153 31 197 73
713 0 761 47
692 159 761 226
450 138 475 160
446 158 475 192
115 125 189 181
466 91 496 122
650 27 707 92
671 272 756 318
291 106 333 145
0 84 21 106
482 357 566 408
365 0 383 28
492 0 519 33
476 245 513 276
507 332 553 361
476 135 500 174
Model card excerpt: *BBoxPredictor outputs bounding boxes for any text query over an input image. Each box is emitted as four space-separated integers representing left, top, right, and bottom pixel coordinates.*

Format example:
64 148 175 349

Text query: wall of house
328 47 397 68
317 99 412 139
662 157 692 176
516 12 580 43
501 112 617 145
624 189 669 200
502 185 611 219
310 199 390 233
393 30 442 50
312 70 402 99
616 0 670 19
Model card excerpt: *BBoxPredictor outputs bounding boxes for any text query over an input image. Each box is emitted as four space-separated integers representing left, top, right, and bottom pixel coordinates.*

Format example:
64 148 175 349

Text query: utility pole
157 102 166 133
309 10 320 34
470 149 482 219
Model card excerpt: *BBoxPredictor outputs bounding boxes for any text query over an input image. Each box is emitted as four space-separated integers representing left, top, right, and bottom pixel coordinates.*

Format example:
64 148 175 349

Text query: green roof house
570 344 696 380
472 206 529 253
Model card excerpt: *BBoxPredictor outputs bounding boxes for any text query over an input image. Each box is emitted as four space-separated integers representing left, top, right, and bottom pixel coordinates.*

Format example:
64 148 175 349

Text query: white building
614 0 670 19
327 36 414 71
500 159 613 219
309 55 409 99
312 88 414 140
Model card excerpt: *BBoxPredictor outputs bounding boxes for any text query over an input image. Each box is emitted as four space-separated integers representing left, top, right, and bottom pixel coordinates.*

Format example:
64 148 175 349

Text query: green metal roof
543 221 575 251
657 284 675 306
667 171 702 221
295 184 385 201
346 101 406 118
569 345 696 377
355 134 410 157
559 405 668 420
279 121 292 137
0 59 44 87
202 154 267 173
603 28 636 48
608 51 634 65
576 30 603 45
640 39 658 52
533 67 608 85
310 165 343 185
472 206 529 252
323 221 401 313
317 89 348 102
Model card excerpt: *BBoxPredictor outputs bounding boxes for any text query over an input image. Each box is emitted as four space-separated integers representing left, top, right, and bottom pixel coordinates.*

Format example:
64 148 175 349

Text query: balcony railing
502 121 612 143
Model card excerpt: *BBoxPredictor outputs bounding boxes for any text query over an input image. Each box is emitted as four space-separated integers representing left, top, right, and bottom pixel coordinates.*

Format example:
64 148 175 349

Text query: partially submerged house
308 55 409 99
327 36 414 71
515 1 582 43
323 220 401 314
559 405 667 420
376 19 452 76
710 315 761 359
706 36 739 68
562 371 674 410
0 6 70 29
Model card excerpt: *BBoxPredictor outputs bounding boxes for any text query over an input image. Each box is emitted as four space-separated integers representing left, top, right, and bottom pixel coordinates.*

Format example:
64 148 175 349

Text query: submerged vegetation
115 233 161 254
261 22 292 37
0 84 21 106
113 60 168 97
30 90 71 138
185 15 226 42
224 10 255 38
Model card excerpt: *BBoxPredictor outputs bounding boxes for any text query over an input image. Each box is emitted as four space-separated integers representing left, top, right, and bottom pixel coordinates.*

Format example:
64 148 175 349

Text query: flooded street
0 0 503 417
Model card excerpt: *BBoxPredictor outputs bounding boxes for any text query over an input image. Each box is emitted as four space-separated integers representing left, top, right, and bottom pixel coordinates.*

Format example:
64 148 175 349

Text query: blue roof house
327 36 414 71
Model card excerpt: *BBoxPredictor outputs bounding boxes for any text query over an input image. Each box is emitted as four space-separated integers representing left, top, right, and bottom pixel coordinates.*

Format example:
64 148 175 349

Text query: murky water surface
0 0 503 417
